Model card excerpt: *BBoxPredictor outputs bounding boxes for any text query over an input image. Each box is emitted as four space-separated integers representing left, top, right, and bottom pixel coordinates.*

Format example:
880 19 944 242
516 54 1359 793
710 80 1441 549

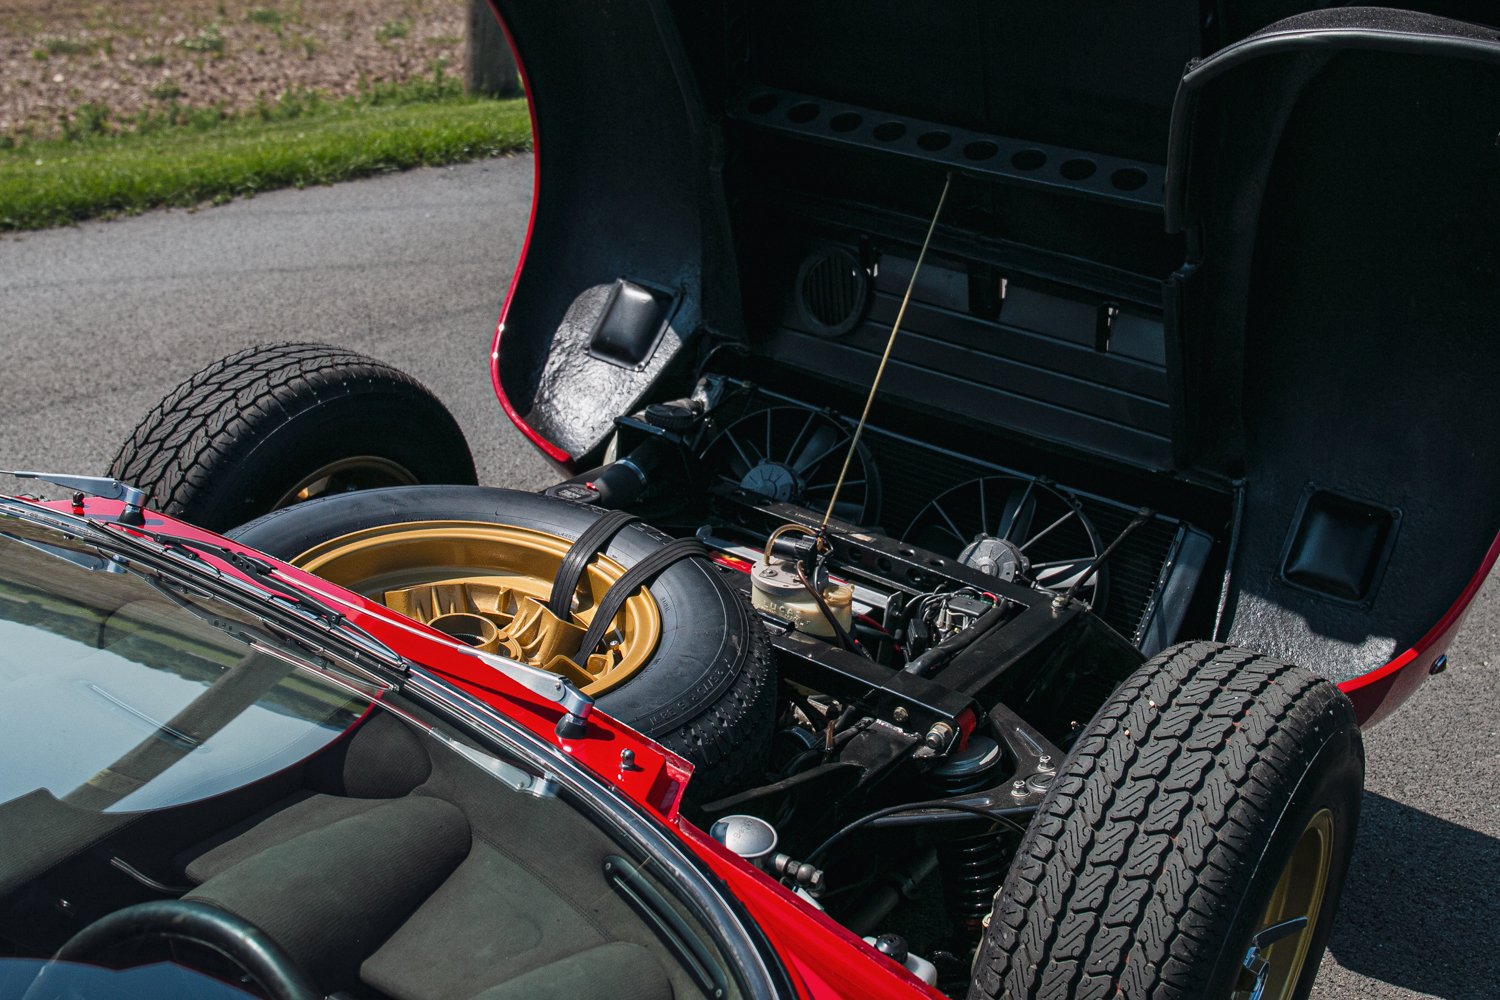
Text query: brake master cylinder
749 529 853 637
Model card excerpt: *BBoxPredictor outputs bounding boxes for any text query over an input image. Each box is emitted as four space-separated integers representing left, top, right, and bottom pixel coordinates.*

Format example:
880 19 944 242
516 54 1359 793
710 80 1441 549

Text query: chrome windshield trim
400 666 792 1000
0 496 405 681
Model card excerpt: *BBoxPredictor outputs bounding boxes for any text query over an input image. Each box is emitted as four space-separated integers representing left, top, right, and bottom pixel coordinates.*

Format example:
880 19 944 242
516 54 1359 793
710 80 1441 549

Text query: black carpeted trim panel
467 942 672 1000
1170 10 1500 682
1224 49 1500 678
185 795 470 994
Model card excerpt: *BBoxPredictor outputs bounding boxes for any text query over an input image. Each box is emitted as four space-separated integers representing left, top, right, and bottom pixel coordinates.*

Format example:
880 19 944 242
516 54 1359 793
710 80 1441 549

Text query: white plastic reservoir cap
709 814 778 860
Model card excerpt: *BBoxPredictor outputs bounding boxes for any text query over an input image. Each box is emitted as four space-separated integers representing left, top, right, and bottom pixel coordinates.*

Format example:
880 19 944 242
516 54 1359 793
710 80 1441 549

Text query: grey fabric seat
174 710 436 885
172 710 676 1000
360 838 633 1000
184 795 471 994
174 789 390 884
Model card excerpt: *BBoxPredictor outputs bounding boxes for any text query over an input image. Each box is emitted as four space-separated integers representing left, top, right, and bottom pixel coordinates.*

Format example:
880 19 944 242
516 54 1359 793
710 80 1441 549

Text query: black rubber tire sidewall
110 343 476 534
969 641 1364 1000
1212 718 1363 1000
227 486 775 799
198 382 475 529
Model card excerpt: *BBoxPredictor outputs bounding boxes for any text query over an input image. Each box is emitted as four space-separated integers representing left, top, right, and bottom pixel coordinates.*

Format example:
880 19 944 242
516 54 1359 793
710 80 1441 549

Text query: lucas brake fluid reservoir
750 558 853 637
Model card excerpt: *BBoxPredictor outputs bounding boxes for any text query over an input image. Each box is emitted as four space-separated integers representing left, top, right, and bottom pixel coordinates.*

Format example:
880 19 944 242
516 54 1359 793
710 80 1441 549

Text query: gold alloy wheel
272 456 420 510
1234 808 1336 1000
290 521 661 695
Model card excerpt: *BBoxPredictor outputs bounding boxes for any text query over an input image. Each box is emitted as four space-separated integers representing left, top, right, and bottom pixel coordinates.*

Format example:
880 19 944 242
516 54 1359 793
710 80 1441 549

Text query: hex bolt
1037 754 1054 771
892 706 909 723
1010 778 1028 797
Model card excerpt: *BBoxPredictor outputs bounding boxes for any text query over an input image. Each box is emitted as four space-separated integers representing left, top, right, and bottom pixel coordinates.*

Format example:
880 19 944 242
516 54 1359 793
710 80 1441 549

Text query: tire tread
109 342 449 520
969 641 1356 1000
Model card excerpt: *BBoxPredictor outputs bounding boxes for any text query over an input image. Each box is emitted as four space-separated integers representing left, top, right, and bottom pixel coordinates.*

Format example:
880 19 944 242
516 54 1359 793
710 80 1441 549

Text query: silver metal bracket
2 471 148 526
1238 916 1309 1000
425 726 560 798
462 647 595 739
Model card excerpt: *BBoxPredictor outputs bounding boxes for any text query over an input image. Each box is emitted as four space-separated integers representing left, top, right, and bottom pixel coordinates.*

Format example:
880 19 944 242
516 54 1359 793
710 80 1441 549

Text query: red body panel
484 14 571 470
44 496 1500 1000
672 819 945 1000
1336 527 1500 727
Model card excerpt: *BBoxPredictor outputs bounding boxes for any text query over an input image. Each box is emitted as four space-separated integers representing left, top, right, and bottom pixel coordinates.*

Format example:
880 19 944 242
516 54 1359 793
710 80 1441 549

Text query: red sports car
6 4 1500 1000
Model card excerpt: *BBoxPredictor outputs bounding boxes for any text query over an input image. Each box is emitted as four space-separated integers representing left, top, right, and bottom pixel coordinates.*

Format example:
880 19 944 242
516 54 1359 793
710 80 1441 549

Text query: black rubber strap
577 538 708 659
548 509 639 619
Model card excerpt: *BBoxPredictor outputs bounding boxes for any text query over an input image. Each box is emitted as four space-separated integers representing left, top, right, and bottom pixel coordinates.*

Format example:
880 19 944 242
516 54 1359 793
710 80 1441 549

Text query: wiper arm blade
1 471 148 525
92 519 402 671
148 531 344 622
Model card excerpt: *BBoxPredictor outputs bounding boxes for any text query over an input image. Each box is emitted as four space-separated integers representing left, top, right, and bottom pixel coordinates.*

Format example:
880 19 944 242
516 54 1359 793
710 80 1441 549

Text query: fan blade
996 484 1036 543
930 499 967 543
721 432 755 479
792 423 843 476
783 409 817 466
1032 559 1098 592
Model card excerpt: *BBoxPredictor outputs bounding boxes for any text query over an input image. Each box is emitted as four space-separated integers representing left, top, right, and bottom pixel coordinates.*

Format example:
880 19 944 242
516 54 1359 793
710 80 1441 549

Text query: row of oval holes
747 94 1148 192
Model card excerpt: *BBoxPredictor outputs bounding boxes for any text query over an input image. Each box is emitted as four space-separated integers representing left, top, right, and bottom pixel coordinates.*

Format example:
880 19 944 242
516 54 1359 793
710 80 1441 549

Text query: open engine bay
542 362 1226 984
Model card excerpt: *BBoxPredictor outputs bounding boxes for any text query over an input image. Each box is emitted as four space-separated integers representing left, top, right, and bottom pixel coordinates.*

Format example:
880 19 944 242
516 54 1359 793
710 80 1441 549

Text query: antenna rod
822 172 953 527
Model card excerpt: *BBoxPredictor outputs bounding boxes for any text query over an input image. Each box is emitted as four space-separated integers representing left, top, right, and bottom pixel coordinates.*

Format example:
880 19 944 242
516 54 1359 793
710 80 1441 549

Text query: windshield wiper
0 489 399 672
146 532 343 621
2 492 598 736
0 471 148 525
132 529 404 668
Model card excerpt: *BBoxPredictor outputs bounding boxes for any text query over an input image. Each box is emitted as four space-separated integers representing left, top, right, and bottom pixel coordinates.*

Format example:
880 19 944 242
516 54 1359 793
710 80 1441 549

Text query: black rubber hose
796 563 872 660
901 603 1007 675
807 800 1028 866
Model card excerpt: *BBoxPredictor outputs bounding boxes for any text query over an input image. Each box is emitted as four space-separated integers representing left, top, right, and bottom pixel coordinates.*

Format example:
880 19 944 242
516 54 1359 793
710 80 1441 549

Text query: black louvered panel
769 247 1175 471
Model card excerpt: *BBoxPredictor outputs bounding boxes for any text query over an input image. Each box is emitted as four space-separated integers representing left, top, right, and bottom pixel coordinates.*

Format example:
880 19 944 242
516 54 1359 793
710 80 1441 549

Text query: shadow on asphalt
1325 792 1499 999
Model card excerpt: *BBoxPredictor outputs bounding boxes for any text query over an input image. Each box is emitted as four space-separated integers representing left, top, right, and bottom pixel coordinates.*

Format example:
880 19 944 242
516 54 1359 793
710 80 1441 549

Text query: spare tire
228 486 774 799
110 343 476 534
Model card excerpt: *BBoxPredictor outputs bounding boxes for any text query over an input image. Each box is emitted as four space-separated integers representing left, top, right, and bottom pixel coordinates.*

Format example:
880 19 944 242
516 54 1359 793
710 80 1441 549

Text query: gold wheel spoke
289 521 662 696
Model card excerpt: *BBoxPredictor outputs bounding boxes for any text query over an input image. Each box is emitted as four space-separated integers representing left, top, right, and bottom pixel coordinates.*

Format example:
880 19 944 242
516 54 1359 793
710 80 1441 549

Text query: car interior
0 528 735 1000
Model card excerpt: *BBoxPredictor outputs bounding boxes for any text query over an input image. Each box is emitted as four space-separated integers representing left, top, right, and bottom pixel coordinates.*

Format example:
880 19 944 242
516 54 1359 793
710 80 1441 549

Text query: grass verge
1 89 531 231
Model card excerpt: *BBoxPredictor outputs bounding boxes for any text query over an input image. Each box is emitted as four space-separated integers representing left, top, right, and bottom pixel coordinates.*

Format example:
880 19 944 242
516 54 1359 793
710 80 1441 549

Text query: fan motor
700 406 882 527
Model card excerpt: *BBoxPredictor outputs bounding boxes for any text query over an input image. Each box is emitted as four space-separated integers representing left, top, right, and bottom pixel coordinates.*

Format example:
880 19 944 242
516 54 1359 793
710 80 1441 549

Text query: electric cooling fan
904 476 1109 612
700 406 882 527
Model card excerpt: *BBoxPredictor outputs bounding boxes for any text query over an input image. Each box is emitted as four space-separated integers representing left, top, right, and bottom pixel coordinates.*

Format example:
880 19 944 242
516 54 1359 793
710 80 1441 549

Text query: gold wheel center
273 456 419 510
1234 808 1335 1000
290 521 661 695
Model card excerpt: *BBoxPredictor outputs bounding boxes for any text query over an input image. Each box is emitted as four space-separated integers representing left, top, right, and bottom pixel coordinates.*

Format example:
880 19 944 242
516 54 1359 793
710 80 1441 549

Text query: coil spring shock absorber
937 834 1010 936
925 736 1008 937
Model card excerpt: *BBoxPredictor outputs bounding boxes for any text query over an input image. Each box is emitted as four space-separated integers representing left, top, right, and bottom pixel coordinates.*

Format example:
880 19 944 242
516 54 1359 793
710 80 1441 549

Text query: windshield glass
0 517 370 814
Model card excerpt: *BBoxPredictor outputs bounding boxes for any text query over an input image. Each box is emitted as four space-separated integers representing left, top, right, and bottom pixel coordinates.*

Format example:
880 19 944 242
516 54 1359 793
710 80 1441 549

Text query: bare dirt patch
1 0 471 138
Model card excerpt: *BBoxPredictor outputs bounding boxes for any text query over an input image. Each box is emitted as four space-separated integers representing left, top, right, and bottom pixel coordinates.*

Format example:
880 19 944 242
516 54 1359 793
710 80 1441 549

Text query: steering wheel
23 900 320 1000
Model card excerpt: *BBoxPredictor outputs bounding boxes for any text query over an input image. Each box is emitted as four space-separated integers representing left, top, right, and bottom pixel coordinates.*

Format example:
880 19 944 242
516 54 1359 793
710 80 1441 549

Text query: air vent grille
797 248 867 336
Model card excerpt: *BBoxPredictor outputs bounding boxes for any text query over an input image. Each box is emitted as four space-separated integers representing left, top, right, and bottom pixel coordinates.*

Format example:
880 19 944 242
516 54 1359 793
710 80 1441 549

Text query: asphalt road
2 159 1496 999
0 155 555 496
